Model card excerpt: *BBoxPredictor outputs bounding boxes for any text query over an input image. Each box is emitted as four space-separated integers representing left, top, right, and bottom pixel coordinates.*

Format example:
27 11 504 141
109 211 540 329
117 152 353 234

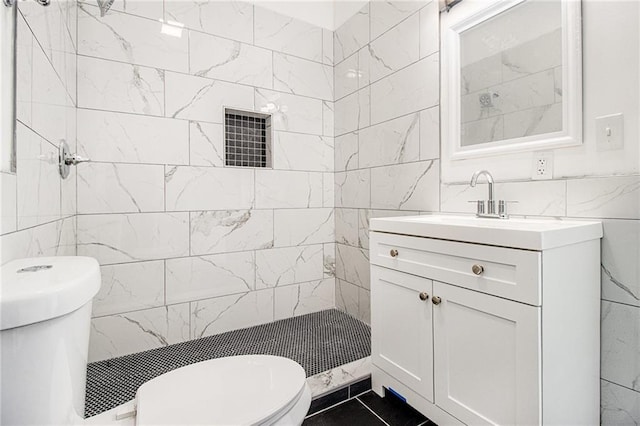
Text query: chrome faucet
469 170 512 219
470 170 495 215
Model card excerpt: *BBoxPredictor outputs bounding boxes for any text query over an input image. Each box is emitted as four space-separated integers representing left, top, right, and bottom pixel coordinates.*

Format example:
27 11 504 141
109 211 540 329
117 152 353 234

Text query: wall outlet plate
596 113 624 151
532 151 553 180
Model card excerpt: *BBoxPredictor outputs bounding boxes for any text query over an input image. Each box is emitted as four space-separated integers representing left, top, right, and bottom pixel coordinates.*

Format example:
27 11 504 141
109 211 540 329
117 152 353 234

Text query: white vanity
369 215 602 426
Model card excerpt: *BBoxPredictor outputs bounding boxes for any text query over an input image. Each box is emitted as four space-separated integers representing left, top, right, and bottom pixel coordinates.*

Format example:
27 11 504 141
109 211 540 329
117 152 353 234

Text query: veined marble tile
335 132 359 171
190 209 273 256
165 72 254 123
358 287 371 324
334 3 369 63
335 53 359 100
89 304 190 362
601 301 640 392
166 252 255 304
359 113 420 168
371 160 439 211
16 124 61 230
274 208 334 247
601 220 640 307
357 47 370 89
191 290 274 339
165 166 254 211
78 56 164 116
335 87 370 136
336 244 370 290
323 29 334 65
367 13 420 84
323 173 335 208
461 116 504 146
336 208 359 247
554 66 562 103
323 101 335 137
190 122 224 167
493 69 556 117
307 357 371 398
335 169 370 209
189 31 272 89
273 132 333 172
420 1 439 59
503 103 562 140
274 278 335 320
273 53 333 101
78 4 188 73
420 106 440 160
78 162 165 214
255 170 323 209
370 1 428 40
254 6 323 62
255 89 323 136
109 0 163 19
77 109 189 165
502 28 562 83
256 245 324 288
358 209 420 250
0 173 17 235
371 54 439 125
324 242 336 277
336 278 359 318
567 176 640 219
460 54 502 96
600 380 640 425
441 180 566 217
165 0 253 44
77 212 189 265
16 13 33 127
93 261 165 317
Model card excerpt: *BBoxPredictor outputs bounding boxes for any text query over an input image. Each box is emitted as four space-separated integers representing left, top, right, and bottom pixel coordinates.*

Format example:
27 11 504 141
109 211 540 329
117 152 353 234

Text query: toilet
0 257 312 426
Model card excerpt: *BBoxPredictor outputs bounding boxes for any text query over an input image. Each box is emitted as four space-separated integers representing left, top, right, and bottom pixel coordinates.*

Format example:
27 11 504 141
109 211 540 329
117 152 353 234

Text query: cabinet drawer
370 232 541 306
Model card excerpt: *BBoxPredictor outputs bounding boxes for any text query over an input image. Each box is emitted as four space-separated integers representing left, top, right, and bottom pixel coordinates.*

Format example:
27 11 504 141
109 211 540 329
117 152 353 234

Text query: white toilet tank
0 257 100 426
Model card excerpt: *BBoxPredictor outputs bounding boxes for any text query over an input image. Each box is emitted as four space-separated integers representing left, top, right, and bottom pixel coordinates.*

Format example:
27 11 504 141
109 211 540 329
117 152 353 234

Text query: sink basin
369 215 602 250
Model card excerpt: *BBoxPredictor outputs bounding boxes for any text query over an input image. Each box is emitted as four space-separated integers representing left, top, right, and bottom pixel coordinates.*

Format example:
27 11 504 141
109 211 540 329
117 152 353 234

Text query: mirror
442 0 582 159
1 4 16 173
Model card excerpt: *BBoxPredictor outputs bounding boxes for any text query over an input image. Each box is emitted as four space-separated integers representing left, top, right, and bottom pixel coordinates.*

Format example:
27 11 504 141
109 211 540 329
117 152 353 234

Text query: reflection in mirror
459 0 562 147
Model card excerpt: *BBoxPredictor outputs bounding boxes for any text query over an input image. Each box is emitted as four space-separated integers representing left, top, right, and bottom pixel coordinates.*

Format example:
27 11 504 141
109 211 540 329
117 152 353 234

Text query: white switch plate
596 113 624 151
532 151 553 180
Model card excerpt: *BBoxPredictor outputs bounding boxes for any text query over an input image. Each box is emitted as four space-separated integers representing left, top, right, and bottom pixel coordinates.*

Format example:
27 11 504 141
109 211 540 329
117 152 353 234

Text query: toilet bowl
0 257 311 426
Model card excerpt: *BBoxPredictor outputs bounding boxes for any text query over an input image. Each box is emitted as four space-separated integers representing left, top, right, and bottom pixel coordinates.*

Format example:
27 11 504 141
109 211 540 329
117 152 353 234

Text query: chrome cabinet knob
390 249 399 258
432 296 442 305
472 264 484 275
419 292 429 301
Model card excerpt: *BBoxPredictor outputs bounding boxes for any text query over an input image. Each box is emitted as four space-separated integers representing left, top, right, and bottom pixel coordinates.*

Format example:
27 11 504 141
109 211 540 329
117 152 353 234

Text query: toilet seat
135 355 307 426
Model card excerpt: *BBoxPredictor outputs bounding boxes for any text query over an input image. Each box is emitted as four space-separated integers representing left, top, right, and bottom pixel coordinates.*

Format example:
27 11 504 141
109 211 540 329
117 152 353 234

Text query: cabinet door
371 266 433 402
433 281 541 426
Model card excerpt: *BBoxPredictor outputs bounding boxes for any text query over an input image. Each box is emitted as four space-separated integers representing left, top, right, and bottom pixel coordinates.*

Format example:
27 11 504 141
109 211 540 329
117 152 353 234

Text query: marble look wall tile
166 252 255 304
16 13 33 127
78 162 165 214
357 47 370 89
323 173 335 208
336 208 359 247
254 6 323 62
77 213 189 265
420 1 439 59
336 278 359 318
78 56 164 116
307 357 371 398
165 166 254 211
78 4 188 73
461 116 504 146
335 132 359 171
502 29 562 83
165 72 254 123
367 13 420 84
324 243 336 277
554 66 562 103
601 220 640 307
93 261 165 317
164 0 253 44
273 53 333 101
420 106 440 160
334 3 369 63
489 69 556 119
255 89 323 135
190 209 273 255
600 380 640 426
323 101 335 137
335 53 359 100
273 132 333 172
358 209 420 250
256 245 324 288
503 103 562 140
371 160 439 211
601 301 640 392
109 0 163 19
336 244 370 289
89 304 190 362
189 122 224 167
274 278 335 320
358 287 371 324
441 180 567 217
255 170 323 209
189 31 272 89
568 176 640 219
335 170 370 209
460 54 502 96
323 29 334 65
0 217 76 266
371 54 439 125
0 173 17 235
335 87 370 136
191 290 273 339
77 109 189 165
274 208 334 247
370 0 428 41
359 113 420 168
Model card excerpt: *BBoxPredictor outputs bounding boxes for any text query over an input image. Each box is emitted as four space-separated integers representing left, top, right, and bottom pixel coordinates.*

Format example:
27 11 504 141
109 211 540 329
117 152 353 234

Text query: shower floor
84 309 371 418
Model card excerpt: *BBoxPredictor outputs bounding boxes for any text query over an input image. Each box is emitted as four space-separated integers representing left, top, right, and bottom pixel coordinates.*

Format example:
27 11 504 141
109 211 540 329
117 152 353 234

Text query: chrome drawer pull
419 292 429 301
390 249 399 258
432 296 442 305
472 264 484 275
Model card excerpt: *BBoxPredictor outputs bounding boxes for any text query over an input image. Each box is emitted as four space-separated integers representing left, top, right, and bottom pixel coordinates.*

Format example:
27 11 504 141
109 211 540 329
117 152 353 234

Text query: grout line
355 398 392 426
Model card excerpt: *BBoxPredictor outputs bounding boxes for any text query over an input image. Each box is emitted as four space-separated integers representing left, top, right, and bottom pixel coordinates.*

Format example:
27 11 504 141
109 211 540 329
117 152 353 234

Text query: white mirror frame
442 0 582 161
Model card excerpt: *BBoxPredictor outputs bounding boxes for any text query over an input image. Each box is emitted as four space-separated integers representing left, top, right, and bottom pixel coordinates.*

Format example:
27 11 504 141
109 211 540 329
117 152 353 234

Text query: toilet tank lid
0 257 101 330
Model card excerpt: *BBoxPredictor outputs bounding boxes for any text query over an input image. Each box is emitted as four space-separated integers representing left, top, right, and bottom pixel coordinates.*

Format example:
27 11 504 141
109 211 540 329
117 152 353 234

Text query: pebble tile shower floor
85 309 371 418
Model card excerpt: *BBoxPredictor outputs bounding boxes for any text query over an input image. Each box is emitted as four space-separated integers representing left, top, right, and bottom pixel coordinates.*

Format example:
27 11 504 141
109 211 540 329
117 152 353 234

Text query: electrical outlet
532 152 553 180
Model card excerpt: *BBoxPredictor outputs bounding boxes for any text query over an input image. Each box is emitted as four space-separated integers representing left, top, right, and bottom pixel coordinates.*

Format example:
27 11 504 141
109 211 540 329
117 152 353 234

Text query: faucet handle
468 200 485 216
498 200 518 218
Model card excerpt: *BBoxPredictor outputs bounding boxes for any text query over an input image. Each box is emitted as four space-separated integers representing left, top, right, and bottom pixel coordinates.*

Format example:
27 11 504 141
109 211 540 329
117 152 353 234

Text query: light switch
596 113 624 151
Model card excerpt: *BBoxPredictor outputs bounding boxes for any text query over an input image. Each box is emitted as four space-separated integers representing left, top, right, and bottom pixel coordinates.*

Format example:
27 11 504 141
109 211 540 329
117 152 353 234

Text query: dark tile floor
304 390 436 426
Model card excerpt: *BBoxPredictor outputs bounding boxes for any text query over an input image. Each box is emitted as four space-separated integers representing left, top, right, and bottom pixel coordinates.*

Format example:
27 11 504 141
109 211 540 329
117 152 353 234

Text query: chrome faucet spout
470 170 494 202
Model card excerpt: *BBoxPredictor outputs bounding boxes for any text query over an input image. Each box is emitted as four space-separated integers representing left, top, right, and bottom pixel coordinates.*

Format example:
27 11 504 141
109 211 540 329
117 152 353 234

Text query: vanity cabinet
369 217 602 426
